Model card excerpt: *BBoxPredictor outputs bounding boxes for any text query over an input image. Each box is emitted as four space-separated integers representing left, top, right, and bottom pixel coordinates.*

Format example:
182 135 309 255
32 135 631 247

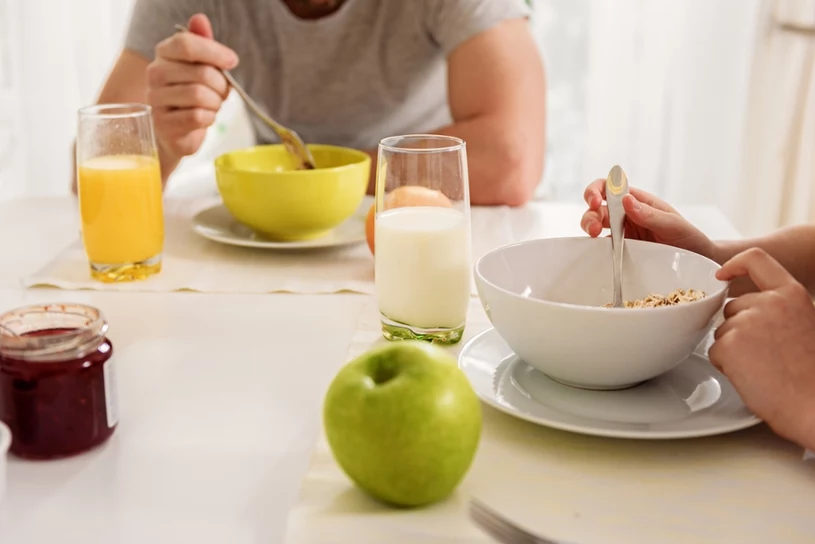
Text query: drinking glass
76 104 164 282
374 134 472 345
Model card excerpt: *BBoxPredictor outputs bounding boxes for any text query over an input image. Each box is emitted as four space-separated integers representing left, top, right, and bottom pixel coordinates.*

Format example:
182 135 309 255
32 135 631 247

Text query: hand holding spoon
606 165 629 308
174 24 316 170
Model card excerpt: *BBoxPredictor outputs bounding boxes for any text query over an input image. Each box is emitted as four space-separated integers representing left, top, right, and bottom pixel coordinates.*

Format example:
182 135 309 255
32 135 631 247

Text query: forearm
156 140 182 186
431 115 544 206
798 410 815 452
712 224 815 296
364 149 377 195
782 399 815 452
364 115 544 206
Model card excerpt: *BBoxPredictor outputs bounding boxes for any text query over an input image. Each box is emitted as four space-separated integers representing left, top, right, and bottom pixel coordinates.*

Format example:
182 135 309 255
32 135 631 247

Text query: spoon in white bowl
173 24 317 170
606 165 629 308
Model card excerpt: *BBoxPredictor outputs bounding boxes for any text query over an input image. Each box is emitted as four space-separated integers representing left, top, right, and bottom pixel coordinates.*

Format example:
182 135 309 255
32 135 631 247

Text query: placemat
24 197 517 295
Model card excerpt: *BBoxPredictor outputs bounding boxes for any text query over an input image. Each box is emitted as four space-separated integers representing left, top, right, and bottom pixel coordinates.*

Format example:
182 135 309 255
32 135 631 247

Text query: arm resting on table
366 19 546 206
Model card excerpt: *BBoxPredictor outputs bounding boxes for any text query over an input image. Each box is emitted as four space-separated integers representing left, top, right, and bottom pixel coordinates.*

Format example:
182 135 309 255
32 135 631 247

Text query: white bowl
0 421 9 504
474 237 728 390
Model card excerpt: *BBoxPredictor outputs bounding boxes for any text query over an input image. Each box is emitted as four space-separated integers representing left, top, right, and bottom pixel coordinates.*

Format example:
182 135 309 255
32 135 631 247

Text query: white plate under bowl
192 199 368 250
459 328 761 440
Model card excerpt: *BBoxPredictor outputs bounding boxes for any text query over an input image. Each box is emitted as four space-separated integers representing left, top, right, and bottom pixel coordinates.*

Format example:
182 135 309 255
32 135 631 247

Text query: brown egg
365 186 453 255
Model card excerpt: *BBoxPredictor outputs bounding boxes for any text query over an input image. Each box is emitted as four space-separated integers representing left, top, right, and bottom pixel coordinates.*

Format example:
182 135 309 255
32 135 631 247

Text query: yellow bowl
214 144 370 241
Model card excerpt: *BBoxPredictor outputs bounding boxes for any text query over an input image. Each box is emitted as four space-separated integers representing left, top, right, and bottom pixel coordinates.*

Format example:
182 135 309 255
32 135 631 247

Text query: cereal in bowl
604 288 707 309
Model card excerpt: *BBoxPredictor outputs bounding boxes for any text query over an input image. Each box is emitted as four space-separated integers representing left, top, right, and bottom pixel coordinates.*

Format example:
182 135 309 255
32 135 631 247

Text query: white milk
375 206 471 329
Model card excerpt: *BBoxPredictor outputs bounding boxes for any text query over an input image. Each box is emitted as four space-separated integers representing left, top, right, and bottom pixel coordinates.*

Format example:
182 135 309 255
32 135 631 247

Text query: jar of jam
0 303 117 459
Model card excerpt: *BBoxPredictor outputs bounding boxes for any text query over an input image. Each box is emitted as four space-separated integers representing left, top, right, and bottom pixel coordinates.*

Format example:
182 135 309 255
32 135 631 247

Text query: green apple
323 341 482 507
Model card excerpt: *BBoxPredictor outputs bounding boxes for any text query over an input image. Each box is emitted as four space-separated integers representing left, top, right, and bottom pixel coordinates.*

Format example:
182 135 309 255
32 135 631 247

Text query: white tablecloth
4 195 790 544
284 299 815 544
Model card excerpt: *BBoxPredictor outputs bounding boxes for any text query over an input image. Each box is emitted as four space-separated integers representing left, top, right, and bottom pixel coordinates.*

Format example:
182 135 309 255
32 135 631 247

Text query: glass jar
0 303 118 459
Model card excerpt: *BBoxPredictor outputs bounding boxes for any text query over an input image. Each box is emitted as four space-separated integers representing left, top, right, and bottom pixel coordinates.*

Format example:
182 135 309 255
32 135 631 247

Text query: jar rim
0 303 108 362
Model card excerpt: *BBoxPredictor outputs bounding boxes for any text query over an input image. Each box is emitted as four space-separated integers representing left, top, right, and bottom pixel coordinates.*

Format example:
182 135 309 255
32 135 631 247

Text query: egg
365 185 454 255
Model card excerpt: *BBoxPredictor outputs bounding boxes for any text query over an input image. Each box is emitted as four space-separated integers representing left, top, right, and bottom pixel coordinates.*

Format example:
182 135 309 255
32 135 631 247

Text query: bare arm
712 225 815 296
72 14 236 194
71 49 181 193
435 18 546 206
366 18 546 206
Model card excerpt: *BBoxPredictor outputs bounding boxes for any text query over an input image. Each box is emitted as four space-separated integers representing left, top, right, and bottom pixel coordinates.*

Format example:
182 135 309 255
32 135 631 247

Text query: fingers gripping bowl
474 237 729 390
215 144 370 241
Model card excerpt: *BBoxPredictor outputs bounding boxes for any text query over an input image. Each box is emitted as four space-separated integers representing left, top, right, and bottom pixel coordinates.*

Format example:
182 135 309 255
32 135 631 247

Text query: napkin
24 198 517 295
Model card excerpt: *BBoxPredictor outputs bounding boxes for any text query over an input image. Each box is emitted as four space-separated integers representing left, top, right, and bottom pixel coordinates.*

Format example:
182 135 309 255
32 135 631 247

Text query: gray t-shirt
125 0 530 150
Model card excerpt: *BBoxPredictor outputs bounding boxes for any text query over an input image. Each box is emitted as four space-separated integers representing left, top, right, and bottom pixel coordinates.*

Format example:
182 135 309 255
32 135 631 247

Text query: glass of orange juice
76 104 164 282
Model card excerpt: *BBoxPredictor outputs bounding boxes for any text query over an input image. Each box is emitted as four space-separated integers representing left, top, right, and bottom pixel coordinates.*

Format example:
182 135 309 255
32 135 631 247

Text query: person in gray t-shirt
86 0 545 206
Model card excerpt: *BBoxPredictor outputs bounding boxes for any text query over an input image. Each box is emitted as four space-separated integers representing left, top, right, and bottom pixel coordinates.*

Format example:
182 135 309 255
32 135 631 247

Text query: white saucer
192 201 368 250
458 328 761 439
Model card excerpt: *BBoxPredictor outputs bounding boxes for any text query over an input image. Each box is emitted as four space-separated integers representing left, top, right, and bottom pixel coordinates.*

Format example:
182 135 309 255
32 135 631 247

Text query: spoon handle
220 70 283 132
606 165 629 308
172 24 316 170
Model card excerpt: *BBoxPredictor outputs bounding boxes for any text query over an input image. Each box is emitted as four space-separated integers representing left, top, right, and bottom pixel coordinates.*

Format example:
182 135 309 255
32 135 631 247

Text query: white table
1 197 809 544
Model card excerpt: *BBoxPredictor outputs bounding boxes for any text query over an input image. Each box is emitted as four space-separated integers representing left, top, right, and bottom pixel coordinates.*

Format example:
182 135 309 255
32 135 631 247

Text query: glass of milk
374 135 472 345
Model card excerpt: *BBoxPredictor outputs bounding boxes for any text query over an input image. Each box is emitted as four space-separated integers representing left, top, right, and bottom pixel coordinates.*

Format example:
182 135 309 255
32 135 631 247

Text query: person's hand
146 13 238 159
580 179 717 260
710 248 815 450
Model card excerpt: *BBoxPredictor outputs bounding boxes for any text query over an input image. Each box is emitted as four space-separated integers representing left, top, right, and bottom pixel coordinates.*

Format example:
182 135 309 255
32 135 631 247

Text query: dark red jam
0 304 117 460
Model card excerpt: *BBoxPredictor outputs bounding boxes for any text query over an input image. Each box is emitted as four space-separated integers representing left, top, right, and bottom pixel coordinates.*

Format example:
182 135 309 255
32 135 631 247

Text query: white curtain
577 0 762 224
738 0 815 237
0 0 26 200
0 0 134 199
0 0 248 200
531 0 591 201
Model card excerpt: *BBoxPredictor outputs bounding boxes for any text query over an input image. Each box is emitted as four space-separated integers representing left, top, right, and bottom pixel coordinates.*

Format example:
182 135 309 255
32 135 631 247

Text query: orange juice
78 155 164 278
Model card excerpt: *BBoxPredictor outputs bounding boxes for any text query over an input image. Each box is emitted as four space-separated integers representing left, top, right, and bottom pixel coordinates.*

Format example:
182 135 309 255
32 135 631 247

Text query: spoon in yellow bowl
174 24 317 170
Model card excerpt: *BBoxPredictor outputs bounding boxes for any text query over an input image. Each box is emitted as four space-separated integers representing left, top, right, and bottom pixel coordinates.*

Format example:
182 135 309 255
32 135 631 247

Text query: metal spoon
173 24 316 170
606 165 629 308
469 499 577 544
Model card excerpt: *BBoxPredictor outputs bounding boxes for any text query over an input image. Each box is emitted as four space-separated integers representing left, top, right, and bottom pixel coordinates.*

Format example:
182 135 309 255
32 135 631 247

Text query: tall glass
76 104 164 283
374 135 472 345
